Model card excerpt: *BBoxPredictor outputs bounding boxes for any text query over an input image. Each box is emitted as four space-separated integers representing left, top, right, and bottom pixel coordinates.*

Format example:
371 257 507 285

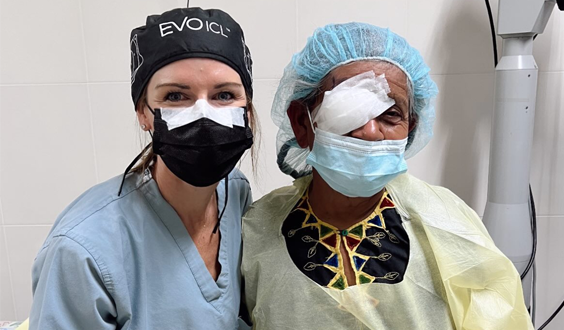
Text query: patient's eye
380 107 404 124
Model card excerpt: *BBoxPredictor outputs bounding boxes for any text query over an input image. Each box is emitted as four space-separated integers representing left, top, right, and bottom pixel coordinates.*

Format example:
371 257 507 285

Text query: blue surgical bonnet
272 22 438 178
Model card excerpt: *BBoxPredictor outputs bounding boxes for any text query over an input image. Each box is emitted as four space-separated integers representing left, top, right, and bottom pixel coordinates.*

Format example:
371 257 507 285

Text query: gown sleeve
30 235 117 330
426 186 534 330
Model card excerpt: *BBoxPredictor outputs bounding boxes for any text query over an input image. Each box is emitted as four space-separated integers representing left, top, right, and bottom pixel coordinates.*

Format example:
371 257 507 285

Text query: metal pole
483 36 537 305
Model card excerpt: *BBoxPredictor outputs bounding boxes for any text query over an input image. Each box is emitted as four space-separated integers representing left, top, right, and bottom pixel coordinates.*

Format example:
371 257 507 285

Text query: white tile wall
534 7 564 73
535 216 564 329
1 0 563 326
408 73 494 215
406 0 501 75
3 225 52 321
0 0 87 84
531 72 564 216
80 0 184 82
88 83 143 182
0 226 16 321
296 0 408 50
190 0 298 79
0 85 97 225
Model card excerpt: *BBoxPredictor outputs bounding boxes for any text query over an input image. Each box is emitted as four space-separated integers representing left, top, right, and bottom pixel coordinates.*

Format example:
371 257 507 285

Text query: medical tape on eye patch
311 71 396 135
160 99 245 130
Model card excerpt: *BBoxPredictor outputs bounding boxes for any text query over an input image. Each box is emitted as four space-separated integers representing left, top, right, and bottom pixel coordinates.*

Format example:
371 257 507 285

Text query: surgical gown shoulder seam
50 234 115 293
55 179 153 237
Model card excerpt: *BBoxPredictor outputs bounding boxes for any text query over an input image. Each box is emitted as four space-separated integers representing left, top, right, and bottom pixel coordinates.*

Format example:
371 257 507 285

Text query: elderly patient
242 23 533 330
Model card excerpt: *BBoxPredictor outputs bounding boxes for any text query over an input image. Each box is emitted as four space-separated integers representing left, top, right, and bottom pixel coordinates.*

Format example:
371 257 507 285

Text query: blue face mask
306 125 408 198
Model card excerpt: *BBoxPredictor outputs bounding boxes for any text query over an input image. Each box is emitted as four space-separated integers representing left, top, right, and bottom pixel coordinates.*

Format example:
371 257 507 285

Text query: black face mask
118 107 253 191
118 104 251 234
117 103 252 216
148 105 253 187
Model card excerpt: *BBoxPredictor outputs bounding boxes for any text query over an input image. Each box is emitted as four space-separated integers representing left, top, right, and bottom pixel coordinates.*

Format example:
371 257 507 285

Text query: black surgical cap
130 7 253 107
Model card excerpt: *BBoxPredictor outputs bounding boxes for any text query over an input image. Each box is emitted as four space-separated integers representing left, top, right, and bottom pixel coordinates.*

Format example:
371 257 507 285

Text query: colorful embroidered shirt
281 189 410 290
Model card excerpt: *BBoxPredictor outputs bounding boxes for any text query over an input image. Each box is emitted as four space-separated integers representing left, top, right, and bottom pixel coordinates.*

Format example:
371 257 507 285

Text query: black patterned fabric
281 190 410 290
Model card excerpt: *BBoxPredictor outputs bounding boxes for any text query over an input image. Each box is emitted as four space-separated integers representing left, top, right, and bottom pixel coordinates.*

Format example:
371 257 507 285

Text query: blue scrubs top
30 168 252 330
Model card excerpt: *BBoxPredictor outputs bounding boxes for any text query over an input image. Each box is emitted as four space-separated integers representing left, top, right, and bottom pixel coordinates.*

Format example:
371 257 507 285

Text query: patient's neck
307 170 384 230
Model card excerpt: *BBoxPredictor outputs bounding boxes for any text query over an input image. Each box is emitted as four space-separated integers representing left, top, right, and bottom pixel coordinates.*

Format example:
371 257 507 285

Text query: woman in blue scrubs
30 6 254 330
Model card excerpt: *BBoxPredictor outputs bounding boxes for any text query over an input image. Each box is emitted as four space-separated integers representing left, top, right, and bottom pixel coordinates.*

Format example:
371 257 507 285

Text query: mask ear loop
117 102 156 196
213 176 229 234
306 106 316 134
117 142 152 196
146 103 155 139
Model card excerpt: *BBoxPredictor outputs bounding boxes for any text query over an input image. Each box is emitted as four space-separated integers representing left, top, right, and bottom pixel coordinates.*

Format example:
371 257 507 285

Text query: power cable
485 0 498 66
521 186 537 280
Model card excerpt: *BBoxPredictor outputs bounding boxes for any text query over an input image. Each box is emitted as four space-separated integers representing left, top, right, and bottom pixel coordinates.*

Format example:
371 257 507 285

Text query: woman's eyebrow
213 82 243 89
156 82 190 89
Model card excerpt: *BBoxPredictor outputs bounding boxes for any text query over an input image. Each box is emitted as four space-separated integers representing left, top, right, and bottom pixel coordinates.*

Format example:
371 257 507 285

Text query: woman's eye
216 91 234 102
165 92 184 102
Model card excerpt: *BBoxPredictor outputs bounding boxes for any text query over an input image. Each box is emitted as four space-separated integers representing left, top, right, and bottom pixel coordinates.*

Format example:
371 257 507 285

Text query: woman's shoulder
221 167 252 213
225 168 251 196
34 172 155 284
30 174 151 326
227 167 250 184
44 172 149 247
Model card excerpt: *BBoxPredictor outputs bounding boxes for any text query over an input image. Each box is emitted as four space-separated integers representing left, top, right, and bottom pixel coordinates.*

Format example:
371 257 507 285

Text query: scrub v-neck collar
139 171 230 308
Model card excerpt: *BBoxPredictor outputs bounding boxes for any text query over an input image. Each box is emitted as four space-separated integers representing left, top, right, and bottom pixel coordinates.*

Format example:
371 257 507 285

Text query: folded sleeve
30 235 117 330
425 187 534 330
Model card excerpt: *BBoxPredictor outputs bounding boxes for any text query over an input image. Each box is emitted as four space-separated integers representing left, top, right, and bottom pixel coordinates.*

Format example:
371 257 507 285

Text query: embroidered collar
282 189 410 290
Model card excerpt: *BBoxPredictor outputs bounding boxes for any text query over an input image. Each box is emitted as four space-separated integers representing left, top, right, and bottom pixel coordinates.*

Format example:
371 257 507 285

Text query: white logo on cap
130 34 144 85
242 36 252 87
159 16 230 38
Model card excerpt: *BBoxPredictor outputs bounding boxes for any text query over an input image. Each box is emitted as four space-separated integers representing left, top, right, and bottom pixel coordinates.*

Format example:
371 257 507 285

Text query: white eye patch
160 99 245 130
311 70 396 135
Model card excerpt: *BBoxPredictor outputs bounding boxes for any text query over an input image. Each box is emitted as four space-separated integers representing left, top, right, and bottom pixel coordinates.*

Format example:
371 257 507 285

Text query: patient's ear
408 111 418 133
287 100 313 149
